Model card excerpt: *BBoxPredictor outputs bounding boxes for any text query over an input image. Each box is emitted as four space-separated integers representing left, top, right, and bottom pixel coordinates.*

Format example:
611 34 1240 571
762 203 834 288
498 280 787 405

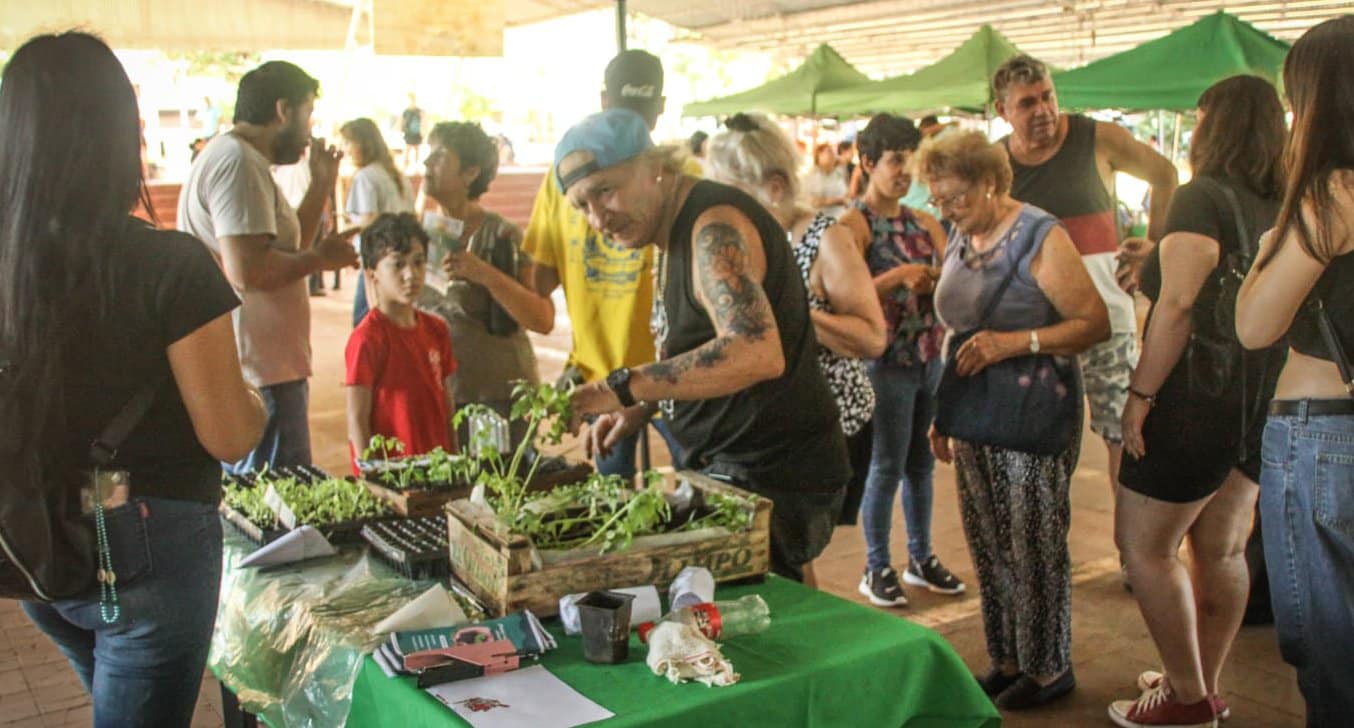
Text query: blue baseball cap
553 108 654 192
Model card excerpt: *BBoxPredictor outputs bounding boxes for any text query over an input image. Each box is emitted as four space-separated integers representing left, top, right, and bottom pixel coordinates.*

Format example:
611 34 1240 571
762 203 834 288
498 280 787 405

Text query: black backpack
0 371 157 602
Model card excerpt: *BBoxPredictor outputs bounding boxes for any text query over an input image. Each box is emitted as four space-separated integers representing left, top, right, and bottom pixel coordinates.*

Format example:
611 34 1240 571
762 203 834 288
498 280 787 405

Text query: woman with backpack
1110 75 1288 728
0 32 265 725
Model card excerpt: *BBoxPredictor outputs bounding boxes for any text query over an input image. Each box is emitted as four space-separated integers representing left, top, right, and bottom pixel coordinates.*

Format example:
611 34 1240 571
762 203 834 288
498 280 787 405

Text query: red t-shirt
345 309 457 473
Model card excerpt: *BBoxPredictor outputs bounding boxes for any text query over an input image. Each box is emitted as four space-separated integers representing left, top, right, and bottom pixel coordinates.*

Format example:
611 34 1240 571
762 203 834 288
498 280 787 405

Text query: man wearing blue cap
521 50 689 482
561 108 851 584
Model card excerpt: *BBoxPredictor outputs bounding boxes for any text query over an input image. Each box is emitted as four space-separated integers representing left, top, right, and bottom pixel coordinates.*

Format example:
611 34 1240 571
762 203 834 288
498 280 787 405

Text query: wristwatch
1028 329 1041 354
606 367 637 408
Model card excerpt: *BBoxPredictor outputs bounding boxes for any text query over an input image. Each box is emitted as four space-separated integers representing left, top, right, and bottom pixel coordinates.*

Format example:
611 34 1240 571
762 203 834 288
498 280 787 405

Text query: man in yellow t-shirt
524 49 693 479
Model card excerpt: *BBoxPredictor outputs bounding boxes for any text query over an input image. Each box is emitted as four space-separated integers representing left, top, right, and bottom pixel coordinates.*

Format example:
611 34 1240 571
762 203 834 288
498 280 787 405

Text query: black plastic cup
577 590 636 664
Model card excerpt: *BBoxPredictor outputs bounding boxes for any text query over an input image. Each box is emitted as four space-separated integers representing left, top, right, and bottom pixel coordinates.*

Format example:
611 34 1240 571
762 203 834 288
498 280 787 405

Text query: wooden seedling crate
445 470 771 617
364 458 593 518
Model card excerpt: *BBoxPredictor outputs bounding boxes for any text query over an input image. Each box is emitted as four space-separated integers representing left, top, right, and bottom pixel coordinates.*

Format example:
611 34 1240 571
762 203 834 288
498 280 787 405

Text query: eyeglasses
927 186 972 210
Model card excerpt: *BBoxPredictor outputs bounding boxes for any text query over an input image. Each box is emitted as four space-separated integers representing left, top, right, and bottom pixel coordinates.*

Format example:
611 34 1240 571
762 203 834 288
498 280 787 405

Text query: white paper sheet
374 584 468 634
426 665 613 728
237 525 336 568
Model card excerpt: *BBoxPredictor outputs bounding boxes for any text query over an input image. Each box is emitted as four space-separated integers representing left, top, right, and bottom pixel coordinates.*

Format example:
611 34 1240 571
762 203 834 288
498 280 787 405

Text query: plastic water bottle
637 594 771 643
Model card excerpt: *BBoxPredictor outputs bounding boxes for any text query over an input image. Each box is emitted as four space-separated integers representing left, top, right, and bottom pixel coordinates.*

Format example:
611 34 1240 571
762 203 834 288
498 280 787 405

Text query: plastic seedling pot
577 590 635 664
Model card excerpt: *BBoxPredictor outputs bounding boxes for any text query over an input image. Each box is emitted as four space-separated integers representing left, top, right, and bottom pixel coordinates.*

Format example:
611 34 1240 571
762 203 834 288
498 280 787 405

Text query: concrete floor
0 284 1306 726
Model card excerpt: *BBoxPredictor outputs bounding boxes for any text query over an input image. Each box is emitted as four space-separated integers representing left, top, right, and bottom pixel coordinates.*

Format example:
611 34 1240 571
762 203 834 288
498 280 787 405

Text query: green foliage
361 437 481 492
223 481 275 526
254 469 389 526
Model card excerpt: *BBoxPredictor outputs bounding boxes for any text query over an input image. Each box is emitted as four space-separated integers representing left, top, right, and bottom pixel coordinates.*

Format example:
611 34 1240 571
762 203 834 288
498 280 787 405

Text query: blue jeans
353 274 369 328
861 359 941 570
225 379 311 475
1260 412 1354 727
23 497 223 728
595 417 685 479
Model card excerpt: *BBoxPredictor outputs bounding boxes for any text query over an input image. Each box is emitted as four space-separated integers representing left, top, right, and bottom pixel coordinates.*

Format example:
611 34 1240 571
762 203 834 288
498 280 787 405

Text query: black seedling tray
361 517 450 581
220 465 389 546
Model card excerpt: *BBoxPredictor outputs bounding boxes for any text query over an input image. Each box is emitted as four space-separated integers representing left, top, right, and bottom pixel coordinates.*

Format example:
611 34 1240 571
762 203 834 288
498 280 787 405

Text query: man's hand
444 250 494 285
567 381 622 434
1116 237 1154 294
308 137 343 191
954 330 1021 376
584 406 652 459
314 227 361 271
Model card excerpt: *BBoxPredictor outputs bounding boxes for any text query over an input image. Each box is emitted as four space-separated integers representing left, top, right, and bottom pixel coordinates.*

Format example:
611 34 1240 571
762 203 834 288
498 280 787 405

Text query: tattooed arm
630 208 786 402
567 207 786 429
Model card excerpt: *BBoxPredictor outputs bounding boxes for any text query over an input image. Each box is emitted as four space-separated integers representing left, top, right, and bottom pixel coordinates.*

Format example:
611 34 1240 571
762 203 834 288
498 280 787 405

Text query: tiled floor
0 289 1305 726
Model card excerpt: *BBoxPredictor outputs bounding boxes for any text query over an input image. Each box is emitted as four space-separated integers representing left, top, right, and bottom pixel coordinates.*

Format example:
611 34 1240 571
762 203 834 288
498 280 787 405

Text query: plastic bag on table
209 528 461 727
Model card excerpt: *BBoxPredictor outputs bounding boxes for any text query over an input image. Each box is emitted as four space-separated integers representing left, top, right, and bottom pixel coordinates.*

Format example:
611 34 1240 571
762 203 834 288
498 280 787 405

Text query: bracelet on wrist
1127 387 1157 407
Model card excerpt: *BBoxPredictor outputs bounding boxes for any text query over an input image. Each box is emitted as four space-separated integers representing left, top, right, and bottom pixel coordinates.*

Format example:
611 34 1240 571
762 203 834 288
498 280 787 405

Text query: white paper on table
426 665 613 728
374 584 468 634
237 526 337 568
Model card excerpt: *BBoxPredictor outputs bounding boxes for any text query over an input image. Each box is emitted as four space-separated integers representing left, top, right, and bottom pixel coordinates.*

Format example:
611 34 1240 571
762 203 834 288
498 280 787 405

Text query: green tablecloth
347 576 1000 728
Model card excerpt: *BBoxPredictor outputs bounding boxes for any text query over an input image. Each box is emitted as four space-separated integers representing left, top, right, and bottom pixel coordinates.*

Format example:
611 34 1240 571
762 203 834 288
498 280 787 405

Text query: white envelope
237 526 337 568
374 584 468 634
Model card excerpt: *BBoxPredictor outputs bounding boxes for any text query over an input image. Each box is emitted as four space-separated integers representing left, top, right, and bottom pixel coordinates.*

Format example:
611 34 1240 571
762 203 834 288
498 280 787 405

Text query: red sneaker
1109 682 1217 728
1137 670 1231 720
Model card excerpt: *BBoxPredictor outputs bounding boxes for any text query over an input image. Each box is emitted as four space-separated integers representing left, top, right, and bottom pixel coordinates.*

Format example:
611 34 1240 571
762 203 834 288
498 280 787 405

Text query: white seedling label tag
264 484 298 530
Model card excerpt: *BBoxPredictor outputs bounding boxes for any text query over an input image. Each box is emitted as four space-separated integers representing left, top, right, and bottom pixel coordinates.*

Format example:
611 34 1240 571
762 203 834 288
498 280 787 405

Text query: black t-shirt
61 219 240 504
1141 175 1279 316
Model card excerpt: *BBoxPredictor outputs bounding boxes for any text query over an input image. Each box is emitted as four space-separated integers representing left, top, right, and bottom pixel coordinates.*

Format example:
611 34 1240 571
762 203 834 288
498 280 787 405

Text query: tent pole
616 0 627 52
1172 111 1183 163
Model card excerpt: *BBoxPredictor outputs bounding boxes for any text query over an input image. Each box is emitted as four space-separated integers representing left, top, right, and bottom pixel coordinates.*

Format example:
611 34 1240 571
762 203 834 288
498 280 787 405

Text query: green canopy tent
1053 12 1290 111
683 43 871 118
815 25 1030 117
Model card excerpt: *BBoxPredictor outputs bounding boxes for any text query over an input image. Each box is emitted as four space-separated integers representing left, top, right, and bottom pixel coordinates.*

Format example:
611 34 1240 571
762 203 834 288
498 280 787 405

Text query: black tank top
1290 251 1354 362
1005 114 1120 256
657 181 849 492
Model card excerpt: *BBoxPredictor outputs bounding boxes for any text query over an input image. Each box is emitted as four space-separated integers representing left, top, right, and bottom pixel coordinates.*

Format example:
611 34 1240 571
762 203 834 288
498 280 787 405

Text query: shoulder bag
934 218 1080 455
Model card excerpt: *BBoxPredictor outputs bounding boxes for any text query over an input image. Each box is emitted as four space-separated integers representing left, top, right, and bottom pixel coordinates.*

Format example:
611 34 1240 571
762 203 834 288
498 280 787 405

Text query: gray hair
992 55 1050 102
706 113 801 206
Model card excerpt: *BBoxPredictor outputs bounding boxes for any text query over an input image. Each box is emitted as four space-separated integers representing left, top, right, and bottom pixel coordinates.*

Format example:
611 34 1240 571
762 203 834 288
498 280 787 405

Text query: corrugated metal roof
621 0 1345 73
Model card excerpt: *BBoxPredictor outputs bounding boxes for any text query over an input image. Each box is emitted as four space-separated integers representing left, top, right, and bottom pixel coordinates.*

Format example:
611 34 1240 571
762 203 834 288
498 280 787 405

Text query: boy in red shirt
345 213 458 473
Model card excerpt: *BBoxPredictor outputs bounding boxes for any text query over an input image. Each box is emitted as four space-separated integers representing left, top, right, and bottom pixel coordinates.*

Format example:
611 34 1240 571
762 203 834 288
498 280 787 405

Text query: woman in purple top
838 114 961 608
923 130 1108 710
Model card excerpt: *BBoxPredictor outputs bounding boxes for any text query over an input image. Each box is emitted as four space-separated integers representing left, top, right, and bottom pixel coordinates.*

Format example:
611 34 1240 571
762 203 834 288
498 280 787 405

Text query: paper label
264 484 298 530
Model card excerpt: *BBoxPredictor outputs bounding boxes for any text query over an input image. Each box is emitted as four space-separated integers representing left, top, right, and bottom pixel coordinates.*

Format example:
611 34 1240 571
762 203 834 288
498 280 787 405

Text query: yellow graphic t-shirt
524 159 700 382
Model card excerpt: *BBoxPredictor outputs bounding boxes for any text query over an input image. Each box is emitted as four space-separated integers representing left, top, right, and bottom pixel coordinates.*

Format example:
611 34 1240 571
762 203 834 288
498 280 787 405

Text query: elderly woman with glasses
922 130 1108 710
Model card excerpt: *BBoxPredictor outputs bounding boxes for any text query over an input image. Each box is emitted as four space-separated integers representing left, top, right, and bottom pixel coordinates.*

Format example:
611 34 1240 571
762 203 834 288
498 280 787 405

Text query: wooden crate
364 459 594 517
445 471 771 617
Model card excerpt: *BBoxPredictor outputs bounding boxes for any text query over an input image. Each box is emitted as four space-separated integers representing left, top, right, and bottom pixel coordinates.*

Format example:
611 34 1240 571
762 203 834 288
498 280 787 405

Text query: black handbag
1183 177 1255 401
0 374 159 602
934 218 1080 455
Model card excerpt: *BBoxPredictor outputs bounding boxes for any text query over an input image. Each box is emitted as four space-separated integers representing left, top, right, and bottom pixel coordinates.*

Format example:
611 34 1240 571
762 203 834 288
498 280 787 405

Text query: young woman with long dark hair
1235 16 1354 726
340 117 414 326
0 32 264 725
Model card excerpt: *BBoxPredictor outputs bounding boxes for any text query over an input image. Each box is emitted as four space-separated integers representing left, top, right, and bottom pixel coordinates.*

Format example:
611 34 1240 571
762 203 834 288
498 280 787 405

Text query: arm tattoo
695 222 772 341
641 336 733 387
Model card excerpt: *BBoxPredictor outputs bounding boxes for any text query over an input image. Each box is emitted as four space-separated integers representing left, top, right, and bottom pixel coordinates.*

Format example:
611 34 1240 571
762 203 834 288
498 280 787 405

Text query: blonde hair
915 130 1013 196
706 113 801 205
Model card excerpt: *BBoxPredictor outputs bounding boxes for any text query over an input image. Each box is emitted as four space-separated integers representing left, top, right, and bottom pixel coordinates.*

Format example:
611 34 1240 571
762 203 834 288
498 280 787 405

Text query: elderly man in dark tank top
558 109 850 586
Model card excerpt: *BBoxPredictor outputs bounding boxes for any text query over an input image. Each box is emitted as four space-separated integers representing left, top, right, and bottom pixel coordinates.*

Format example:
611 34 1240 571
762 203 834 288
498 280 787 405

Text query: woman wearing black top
0 33 265 726
1111 76 1287 728
1236 16 1354 726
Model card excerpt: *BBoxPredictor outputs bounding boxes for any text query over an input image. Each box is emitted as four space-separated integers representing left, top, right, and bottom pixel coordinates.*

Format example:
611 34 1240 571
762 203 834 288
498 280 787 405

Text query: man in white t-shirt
179 61 358 473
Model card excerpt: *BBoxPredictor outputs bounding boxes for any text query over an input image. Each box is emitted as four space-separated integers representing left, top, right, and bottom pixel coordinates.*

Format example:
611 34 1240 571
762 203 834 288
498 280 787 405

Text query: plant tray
445 470 771 617
219 465 392 545
362 455 594 518
361 517 451 581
